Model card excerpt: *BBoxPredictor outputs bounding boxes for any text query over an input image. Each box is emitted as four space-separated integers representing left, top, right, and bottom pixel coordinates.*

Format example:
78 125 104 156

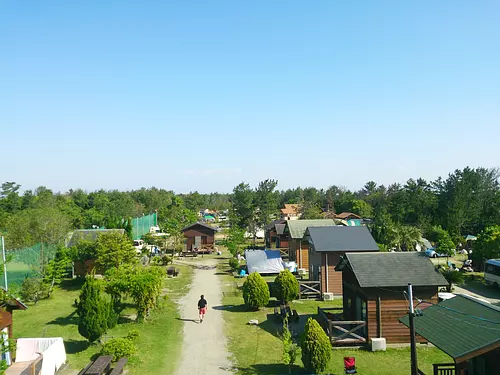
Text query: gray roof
286 219 336 239
399 295 500 362
307 226 379 252
67 229 125 247
265 219 285 231
275 224 286 235
181 222 217 233
337 252 448 288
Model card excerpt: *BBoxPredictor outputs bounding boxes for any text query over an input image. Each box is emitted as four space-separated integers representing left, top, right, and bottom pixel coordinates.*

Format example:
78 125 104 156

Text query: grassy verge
218 259 451 375
14 264 193 375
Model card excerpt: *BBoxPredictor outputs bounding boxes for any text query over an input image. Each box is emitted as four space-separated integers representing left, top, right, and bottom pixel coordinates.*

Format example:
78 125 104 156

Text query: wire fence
132 212 158 240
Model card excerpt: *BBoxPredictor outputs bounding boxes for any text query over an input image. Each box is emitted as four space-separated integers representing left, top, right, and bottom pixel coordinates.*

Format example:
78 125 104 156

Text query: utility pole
1 236 8 291
408 283 418 375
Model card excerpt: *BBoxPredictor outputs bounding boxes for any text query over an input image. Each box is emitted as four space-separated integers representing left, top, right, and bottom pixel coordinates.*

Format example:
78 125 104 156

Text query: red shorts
199 307 207 315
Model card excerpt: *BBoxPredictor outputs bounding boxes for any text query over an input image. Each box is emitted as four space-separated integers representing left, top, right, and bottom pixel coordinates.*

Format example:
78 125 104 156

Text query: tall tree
230 182 255 229
254 179 279 228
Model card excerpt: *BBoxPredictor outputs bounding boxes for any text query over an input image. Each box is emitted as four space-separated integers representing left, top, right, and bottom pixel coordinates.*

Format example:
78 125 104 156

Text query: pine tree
301 318 331 373
77 276 110 343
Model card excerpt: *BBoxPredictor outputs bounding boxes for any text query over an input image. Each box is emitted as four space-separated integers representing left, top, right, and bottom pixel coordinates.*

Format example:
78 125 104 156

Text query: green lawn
219 260 451 375
14 264 193 375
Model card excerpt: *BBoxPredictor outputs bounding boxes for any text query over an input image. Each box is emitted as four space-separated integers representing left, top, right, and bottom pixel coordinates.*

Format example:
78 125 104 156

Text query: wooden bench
82 355 112 375
109 357 128 375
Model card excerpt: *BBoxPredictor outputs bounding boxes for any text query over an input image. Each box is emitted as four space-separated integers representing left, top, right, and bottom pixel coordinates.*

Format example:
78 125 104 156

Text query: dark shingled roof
307 226 379 252
181 222 217 233
336 252 448 288
67 229 125 247
399 295 500 362
265 219 285 231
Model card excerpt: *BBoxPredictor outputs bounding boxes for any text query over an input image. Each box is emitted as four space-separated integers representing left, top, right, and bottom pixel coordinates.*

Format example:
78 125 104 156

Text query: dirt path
174 259 233 375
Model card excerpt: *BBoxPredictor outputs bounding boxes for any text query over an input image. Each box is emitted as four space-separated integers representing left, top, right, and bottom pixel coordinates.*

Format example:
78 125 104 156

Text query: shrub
242 272 270 309
125 329 140 342
301 318 331 373
151 256 162 266
161 255 172 265
440 269 465 292
274 270 299 304
229 257 239 271
77 276 110 343
20 277 50 304
282 319 298 372
101 337 136 361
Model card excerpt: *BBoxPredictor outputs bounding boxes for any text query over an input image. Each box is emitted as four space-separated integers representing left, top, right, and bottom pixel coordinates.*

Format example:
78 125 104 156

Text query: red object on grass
344 356 356 369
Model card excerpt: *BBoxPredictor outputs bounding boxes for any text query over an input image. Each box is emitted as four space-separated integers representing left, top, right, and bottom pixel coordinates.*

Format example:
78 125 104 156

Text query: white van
484 259 500 287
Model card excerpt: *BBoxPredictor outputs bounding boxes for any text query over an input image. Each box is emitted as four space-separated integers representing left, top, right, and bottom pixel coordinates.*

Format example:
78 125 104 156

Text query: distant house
334 212 362 220
181 222 217 252
285 219 336 270
400 294 500 374
307 226 379 295
1 289 27 340
264 219 288 249
67 229 126 276
280 204 302 220
335 252 447 344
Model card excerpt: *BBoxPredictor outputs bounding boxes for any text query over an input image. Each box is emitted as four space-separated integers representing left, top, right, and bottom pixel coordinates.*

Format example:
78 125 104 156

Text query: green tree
274 270 299 304
429 226 455 256
95 232 136 271
472 225 500 265
301 317 331 374
282 318 298 374
254 179 279 229
441 269 465 292
230 183 255 229
77 276 111 343
242 272 270 310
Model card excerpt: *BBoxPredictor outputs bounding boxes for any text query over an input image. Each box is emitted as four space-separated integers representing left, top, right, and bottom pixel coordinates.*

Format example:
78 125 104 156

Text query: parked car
425 248 448 258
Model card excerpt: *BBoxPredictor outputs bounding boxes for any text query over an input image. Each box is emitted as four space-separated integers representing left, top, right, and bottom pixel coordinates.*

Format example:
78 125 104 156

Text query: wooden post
377 295 382 338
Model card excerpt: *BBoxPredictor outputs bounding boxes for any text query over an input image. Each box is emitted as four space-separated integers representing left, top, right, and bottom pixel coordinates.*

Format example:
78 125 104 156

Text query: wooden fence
317 307 367 346
298 281 321 299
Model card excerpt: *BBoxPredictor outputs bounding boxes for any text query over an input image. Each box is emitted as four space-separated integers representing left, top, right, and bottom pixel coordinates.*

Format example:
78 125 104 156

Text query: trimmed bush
301 318 331 373
161 255 172 265
126 329 140 342
274 270 299 304
242 272 270 309
229 257 239 271
77 276 109 343
101 337 136 361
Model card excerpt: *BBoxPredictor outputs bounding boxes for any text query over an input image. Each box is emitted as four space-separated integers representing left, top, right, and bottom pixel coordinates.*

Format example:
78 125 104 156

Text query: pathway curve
174 258 233 375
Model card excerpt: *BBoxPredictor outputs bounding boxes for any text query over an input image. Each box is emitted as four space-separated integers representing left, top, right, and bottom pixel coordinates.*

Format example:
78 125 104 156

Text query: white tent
245 250 284 274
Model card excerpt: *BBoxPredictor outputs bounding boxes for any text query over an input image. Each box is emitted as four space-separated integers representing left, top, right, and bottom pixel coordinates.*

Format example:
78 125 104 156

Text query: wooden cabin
400 294 500 375
306 226 379 296
1 290 27 340
285 219 335 270
264 219 286 248
335 252 447 344
333 212 361 220
181 222 216 252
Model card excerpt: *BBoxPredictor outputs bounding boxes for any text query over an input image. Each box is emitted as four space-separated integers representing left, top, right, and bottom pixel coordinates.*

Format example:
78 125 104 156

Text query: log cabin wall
183 225 215 251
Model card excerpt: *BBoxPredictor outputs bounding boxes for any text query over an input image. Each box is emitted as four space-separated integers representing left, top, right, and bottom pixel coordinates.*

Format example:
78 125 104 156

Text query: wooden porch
298 281 321 300
418 363 469 375
317 307 367 346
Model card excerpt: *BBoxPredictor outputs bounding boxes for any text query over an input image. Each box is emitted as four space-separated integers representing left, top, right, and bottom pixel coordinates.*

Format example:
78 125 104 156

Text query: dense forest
1 166 500 262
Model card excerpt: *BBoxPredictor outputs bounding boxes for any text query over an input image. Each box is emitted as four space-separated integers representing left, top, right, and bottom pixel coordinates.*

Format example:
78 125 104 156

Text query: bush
301 318 331 373
274 270 299 304
151 257 162 266
101 337 136 361
440 269 465 292
20 277 50 304
229 257 239 271
77 276 110 343
125 329 140 342
161 255 172 265
242 272 270 309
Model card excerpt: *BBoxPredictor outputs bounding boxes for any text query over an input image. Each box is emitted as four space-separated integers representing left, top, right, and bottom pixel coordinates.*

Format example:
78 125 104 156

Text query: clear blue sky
2 1 499 193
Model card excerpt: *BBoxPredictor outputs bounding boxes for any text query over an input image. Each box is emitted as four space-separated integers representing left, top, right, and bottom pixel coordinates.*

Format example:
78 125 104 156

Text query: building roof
265 219 285 231
1 287 27 310
286 219 336 239
399 295 500 363
307 226 379 253
280 204 301 216
275 223 286 235
334 212 361 220
67 229 126 247
181 222 217 233
336 252 448 288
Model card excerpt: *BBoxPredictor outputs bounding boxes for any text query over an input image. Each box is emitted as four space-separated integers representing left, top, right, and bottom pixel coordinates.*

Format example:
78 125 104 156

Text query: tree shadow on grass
211 304 248 313
175 317 198 323
59 278 85 291
47 310 78 326
232 364 306 375
64 339 89 354
259 313 315 340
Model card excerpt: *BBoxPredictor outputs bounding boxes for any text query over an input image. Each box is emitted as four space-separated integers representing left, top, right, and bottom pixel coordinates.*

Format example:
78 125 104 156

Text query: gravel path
174 259 233 375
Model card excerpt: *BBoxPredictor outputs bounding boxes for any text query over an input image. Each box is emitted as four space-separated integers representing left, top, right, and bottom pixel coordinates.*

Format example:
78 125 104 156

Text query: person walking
198 294 208 323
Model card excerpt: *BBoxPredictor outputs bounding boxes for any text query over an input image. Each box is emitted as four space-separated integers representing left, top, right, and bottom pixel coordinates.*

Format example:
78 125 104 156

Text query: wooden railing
299 281 321 299
317 307 367 346
433 363 457 375
277 247 289 258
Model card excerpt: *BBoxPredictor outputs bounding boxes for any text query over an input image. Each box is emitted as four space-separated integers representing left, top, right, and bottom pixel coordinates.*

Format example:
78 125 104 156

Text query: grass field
14 264 193 375
218 258 451 375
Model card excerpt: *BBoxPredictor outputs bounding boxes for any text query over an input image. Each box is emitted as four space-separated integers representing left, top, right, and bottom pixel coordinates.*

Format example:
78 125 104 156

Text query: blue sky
1 1 499 193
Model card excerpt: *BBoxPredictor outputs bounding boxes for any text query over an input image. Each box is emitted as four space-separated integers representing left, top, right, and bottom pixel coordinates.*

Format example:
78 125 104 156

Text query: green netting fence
132 212 158 240
2 243 58 289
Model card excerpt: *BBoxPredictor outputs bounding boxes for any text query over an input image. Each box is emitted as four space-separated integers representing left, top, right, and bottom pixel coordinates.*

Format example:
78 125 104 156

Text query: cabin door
194 236 202 248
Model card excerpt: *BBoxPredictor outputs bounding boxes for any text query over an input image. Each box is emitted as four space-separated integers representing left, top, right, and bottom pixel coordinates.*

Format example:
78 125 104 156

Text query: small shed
264 219 286 248
1 290 27 340
285 219 336 270
181 222 217 252
335 252 448 344
400 294 500 375
307 226 379 295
